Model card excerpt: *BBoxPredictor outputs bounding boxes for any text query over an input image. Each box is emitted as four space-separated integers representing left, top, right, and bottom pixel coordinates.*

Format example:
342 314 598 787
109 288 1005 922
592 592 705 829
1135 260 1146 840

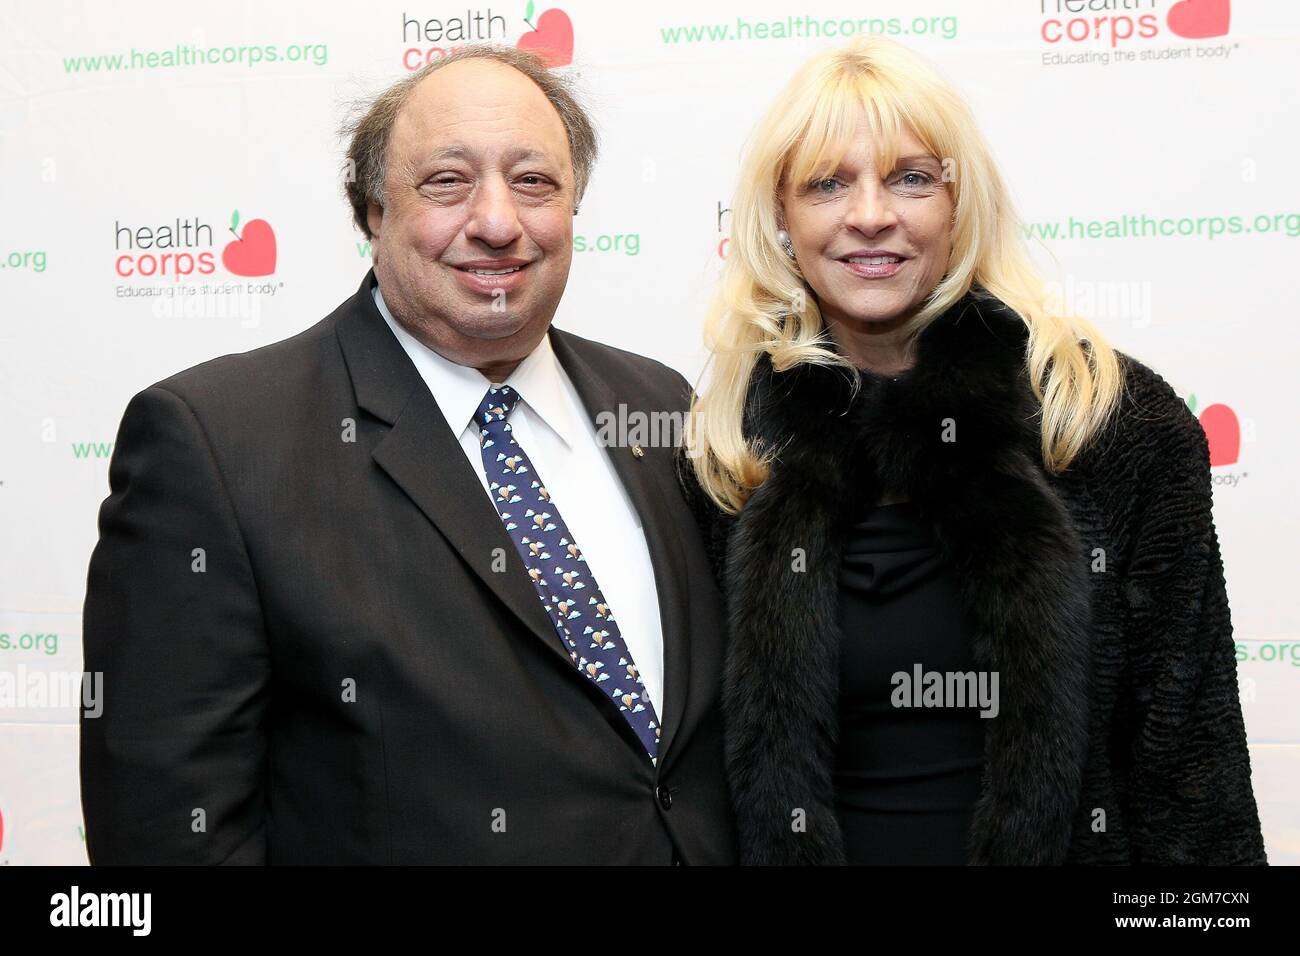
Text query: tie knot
477 384 522 428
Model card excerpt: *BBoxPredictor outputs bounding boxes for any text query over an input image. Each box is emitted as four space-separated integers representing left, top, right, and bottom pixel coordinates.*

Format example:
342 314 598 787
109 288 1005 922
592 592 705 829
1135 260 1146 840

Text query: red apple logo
222 210 277 277
517 4 573 68
1188 394 1240 467
1167 0 1230 39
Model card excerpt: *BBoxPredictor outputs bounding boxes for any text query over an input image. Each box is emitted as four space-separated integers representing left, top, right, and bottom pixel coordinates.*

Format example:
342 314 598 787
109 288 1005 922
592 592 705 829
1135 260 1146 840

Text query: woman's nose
843 180 899 235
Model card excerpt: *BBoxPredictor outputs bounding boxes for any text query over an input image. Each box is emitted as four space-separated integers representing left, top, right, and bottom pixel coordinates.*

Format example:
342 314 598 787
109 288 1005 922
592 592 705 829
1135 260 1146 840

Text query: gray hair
340 46 599 239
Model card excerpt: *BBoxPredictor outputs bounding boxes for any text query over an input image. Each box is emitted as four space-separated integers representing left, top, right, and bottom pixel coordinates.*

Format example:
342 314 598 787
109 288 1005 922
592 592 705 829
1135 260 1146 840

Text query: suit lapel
548 326 693 768
334 272 578 674
335 271 694 766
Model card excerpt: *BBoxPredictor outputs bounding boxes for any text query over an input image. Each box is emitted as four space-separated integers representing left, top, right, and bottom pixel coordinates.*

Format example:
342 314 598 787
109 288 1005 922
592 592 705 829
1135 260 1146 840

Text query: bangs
781 71 941 189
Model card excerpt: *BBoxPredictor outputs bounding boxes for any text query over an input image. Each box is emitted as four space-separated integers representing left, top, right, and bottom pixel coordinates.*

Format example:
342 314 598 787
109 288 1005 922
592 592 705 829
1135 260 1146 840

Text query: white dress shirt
372 283 666 714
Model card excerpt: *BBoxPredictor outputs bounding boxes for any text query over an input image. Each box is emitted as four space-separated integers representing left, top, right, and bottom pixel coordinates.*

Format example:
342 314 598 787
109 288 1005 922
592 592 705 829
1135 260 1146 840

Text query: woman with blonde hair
680 35 1265 865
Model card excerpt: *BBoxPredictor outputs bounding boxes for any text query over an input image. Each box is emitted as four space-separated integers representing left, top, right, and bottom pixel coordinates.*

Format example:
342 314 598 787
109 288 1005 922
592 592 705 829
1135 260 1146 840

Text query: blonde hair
686 35 1123 515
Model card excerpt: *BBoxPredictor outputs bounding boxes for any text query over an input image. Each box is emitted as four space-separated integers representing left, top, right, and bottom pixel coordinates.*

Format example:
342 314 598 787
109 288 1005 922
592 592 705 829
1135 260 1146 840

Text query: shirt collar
372 282 577 449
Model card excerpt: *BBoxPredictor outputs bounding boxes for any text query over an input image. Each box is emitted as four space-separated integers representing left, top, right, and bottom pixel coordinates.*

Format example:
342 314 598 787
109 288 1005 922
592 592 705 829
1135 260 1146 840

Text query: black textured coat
678 288 1267 865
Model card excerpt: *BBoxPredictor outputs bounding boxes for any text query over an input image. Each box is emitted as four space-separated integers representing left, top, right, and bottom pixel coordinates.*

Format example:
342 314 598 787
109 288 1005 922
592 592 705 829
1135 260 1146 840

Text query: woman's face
778 123 953 329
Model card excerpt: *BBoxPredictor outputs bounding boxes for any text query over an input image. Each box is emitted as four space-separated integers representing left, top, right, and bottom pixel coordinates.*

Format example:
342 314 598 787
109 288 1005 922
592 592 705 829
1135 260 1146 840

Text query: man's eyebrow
424 145 472 162
420 145 557 165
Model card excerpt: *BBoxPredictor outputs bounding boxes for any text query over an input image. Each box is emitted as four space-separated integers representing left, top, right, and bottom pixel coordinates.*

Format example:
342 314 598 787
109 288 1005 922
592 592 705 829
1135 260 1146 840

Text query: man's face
779 122 953 330
367 59 575 372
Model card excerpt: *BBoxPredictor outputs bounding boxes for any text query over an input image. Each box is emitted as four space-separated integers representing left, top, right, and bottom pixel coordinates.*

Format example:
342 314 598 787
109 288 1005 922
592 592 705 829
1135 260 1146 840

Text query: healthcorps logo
1038 0 1233 54
114 209 276 281
714 200 731 260
1187 392 1252 488
113 210 283 320
115 208 279 280
0 804 11 865
222 211 278 276
401 3 575 70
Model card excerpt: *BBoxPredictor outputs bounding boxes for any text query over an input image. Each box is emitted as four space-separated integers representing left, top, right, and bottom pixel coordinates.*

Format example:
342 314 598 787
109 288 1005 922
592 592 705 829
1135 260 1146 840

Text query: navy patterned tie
475 384 661 764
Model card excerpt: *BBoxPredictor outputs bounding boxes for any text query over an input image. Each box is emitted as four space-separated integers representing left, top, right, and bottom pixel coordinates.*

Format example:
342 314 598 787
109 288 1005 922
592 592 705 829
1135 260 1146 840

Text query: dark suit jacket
80 269 738 864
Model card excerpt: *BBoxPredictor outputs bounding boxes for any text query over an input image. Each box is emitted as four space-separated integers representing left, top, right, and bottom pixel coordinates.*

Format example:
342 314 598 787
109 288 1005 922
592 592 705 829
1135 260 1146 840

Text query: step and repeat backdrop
1 0 1297 864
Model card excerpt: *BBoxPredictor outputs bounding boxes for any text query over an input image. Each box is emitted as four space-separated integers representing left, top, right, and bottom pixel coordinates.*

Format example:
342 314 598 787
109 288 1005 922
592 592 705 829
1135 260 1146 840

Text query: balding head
348 51 591 382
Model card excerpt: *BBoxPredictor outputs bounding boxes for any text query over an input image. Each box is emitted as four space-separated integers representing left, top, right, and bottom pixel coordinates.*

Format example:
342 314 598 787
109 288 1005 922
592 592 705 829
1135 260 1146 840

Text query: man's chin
447 310 543 342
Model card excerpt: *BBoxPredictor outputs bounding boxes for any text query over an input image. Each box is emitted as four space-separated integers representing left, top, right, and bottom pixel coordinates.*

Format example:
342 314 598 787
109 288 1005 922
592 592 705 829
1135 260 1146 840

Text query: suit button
656 784 673 810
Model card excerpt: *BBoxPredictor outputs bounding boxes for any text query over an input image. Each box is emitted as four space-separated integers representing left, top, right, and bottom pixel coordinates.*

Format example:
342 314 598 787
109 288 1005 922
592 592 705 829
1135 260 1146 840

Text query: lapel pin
631 444 645 459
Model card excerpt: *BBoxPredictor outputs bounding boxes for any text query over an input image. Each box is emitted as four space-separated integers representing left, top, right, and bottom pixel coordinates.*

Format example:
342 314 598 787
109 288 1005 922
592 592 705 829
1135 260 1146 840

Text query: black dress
833 498 988 864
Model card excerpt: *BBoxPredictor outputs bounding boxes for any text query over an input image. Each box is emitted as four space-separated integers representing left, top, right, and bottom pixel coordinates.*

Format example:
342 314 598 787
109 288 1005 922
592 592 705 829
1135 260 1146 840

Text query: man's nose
843 180 899 236
463 176 524 248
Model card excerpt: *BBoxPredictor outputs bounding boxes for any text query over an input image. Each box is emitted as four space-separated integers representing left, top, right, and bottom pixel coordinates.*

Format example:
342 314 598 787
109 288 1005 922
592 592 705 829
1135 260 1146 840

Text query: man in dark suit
80 46 736 864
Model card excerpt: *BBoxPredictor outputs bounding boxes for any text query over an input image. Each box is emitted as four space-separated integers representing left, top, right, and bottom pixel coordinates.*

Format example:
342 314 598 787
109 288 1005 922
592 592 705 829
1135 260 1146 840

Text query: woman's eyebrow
894 154 942 168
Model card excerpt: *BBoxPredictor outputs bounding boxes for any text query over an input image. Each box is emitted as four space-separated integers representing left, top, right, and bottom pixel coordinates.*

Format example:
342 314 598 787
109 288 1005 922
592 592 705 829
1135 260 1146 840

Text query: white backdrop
1 0 1297 864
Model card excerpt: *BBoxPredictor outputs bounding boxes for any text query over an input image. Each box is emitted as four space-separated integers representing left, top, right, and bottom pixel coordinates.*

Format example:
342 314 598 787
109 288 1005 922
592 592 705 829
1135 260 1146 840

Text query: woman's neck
826 314 916 377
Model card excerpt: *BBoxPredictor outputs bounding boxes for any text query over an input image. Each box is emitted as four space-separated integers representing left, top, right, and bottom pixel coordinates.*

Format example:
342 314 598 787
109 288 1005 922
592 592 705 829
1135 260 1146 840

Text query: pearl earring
776 229 796 259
